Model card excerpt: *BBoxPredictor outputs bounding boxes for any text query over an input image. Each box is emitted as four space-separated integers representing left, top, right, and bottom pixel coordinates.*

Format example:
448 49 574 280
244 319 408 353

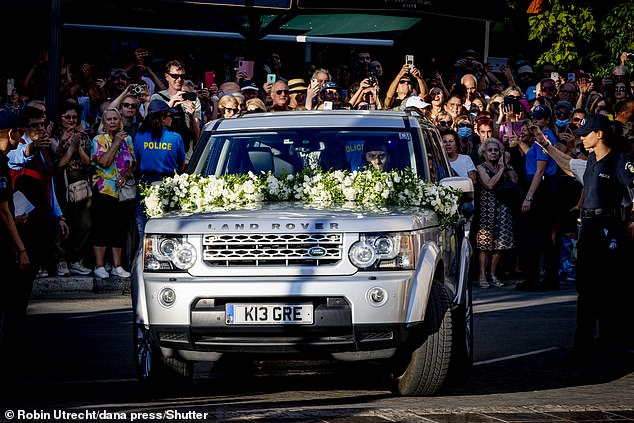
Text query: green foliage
527 1 596 69
527 0 634 76
602 2 634 62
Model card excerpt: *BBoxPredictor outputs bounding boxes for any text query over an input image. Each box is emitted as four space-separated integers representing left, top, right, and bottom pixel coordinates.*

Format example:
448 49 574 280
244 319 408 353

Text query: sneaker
490 276 505 287
37 267 49 278
56 262 70 277
111 266 131 278
94 266 109 279
69 261 92 276
478 279 490 289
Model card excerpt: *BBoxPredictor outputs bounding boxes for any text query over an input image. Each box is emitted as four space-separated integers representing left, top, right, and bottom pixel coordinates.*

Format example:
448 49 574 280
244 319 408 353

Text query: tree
527 0 634 76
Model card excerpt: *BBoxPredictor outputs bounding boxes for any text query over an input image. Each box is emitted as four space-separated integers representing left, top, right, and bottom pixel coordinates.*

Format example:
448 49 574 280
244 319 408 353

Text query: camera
367 71 377 87
130 85 145 95
182 91 198 101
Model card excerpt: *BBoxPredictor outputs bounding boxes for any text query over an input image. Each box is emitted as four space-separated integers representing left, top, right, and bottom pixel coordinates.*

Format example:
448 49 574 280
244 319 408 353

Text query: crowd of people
1 45 633 369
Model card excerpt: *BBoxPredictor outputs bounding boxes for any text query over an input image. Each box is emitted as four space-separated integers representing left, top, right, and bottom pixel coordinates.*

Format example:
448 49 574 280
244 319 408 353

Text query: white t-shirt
449 154 476 178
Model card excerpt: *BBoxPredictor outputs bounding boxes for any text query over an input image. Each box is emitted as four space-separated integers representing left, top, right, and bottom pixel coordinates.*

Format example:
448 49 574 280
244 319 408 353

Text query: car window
423 130 452 182
193 129 424 178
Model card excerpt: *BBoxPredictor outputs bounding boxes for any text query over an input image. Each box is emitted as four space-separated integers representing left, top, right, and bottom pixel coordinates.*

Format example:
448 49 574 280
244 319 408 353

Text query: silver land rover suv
132 110 474 396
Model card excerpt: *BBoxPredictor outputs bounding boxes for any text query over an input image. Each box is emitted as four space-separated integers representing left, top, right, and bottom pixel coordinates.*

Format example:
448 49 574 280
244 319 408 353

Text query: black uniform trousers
574 215 627 353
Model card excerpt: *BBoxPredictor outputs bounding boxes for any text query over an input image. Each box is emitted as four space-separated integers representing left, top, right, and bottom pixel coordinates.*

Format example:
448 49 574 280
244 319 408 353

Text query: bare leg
491 251 502 279
112 247 123 268
478 251 489 280
93 246 106 268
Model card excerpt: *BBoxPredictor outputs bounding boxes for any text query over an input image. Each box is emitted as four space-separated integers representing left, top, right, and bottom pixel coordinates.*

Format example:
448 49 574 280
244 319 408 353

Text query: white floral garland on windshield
143 168 461 226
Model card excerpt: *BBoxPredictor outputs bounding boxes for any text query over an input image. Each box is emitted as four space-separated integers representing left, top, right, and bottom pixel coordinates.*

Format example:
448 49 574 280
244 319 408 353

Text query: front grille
202 233 343 266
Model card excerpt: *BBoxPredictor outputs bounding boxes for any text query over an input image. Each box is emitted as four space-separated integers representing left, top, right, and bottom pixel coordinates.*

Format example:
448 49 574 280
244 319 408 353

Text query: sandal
490 276 505 287
478 279 490 289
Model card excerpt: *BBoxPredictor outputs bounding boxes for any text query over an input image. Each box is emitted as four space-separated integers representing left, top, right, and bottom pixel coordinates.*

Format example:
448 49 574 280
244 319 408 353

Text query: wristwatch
525 195 534 202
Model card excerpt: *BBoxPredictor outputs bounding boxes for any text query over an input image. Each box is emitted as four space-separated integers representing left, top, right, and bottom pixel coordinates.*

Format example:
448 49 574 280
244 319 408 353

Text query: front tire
447 283 474 382
391 279 453 396
133 323 193 392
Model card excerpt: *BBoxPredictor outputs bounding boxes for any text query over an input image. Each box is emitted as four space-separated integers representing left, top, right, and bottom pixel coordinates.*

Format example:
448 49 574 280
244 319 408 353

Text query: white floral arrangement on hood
142 168 461 227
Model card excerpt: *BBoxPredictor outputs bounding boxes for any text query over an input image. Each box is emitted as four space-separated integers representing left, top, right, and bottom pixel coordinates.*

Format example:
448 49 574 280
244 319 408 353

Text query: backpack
158 93 194 150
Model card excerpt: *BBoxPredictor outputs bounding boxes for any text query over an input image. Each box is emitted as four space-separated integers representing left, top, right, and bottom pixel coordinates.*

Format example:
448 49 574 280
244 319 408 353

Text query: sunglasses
572 117 583 122
457 122 473 128
366 153 387 160
275 90 289 95
491 101 500 108
399 80 411 84
430 90 442 96
556 110 571 117
61 114 78 120
437 121 451 127
224 108 240 113
122 103 137 108
614 86 627 92
541 86 555 92
167 73 187 80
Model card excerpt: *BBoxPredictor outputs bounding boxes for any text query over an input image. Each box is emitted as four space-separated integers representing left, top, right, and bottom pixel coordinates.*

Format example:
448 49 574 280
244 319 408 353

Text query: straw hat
288 78 308 94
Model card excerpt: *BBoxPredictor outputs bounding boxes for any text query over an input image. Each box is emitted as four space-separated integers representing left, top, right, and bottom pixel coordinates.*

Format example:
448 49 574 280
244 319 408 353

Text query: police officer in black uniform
535 114 634 364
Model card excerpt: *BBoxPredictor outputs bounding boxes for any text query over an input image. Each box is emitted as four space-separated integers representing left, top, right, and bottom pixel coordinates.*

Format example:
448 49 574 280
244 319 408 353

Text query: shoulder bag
117 168 137 202
64 169 92 203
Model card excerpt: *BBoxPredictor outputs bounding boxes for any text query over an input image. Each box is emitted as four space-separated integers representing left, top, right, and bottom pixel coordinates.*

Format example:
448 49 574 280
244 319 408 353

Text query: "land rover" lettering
207 222 339 230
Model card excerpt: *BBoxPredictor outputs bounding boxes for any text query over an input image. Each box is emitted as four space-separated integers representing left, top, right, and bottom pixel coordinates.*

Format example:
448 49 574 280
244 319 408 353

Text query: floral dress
475 163 516 251
91 133 135 199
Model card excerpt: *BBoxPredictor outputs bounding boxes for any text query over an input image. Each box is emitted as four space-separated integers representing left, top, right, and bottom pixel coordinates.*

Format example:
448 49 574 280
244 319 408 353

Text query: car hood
144 202 438 234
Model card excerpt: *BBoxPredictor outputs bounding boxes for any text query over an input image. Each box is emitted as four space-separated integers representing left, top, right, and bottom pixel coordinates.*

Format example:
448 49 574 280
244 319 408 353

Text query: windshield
189 128 422 178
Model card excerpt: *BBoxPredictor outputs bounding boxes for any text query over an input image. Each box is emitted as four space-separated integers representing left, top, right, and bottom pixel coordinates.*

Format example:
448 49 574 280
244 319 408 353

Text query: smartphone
6 78 14 96
567 72 576 82
238 60 254 80
266 73 277 84
311 78 318 86
204 71 215 88
323 101 333 110
504 121 522 138
550 72 559 81
405 55 414 67
182 91 198 101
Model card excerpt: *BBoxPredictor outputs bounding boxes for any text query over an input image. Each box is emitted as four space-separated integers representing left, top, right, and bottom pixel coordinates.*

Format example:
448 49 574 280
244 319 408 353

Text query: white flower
142 169 460 227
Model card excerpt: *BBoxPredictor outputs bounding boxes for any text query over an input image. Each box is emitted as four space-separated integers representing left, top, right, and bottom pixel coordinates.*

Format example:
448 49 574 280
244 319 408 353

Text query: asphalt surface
27 275 634 423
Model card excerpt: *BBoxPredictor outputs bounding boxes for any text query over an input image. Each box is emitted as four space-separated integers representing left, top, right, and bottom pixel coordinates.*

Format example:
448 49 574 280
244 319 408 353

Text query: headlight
144 235 197 271
349 232 417 270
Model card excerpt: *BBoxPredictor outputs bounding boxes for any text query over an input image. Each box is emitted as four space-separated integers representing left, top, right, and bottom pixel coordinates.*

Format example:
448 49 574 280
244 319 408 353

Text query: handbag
64 169 92 203
118 176 138 202
492 177 523 209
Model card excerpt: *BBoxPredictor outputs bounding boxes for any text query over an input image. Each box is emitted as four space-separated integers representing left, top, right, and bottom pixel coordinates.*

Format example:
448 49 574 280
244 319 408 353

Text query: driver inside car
362 139 392 171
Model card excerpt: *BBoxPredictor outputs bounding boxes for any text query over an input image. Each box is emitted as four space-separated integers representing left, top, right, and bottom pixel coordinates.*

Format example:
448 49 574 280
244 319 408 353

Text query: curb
32 275 131 296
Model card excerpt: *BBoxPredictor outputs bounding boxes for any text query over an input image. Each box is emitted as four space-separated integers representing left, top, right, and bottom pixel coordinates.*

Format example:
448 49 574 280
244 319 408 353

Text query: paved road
6 276 634 423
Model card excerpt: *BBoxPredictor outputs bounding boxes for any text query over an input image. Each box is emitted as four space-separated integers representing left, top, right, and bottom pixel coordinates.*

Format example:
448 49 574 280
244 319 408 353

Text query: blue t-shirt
134 127 185 177
525 129 558 178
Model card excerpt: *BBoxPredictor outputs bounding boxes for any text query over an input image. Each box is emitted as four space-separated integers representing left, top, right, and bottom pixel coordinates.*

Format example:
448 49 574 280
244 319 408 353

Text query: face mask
555 119 570 128
457 127 473 138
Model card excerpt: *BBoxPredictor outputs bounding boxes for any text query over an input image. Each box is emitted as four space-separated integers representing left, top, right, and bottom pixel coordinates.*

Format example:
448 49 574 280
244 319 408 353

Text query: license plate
226 303 313 325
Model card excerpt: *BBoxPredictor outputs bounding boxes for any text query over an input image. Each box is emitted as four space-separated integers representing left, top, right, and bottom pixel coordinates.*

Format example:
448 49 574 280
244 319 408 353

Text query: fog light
159 287 176 307
368 287 387 306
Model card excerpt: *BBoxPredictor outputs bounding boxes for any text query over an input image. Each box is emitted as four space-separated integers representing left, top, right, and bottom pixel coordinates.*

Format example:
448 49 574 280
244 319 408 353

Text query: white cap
403 96 430 110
